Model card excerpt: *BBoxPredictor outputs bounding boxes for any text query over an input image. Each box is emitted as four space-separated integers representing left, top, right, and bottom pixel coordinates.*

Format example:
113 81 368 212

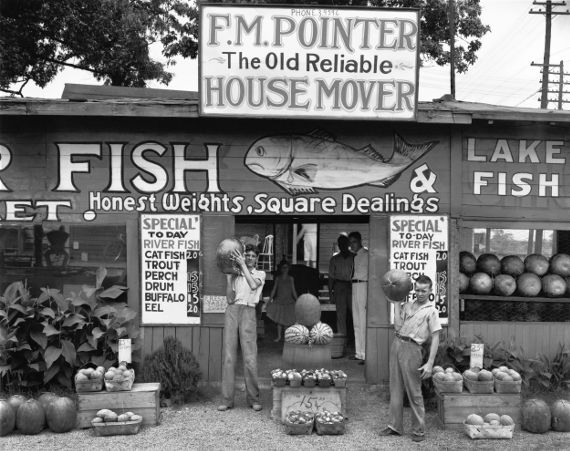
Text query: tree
0 0 488 96
0 0 198 95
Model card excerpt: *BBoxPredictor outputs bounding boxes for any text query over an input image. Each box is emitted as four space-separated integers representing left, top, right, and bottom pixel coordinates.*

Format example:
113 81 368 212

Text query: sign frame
139 213 202 326
389 214 449 324
199 3 420 121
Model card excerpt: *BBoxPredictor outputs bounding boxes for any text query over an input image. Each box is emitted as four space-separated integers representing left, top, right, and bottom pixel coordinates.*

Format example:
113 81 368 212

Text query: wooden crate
270 386 347 421
436 392 521 430
77 382 161 428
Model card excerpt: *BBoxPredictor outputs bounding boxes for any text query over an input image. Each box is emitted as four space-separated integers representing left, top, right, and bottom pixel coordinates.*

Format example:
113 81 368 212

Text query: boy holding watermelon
379 275 441 442
218 245 266 412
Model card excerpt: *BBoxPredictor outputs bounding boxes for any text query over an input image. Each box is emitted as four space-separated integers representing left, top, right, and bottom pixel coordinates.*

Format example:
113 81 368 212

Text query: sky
14 0 570 109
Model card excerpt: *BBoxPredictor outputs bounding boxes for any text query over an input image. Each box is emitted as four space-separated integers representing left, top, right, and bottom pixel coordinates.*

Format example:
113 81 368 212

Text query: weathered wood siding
139 214 233 382
460 321 570 358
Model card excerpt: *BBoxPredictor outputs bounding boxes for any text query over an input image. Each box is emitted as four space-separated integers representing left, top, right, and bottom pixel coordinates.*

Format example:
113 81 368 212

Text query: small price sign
118 339 132 363
470 343 484 370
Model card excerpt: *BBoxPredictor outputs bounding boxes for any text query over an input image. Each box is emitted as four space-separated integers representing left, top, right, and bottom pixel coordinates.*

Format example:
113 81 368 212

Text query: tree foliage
0 0 488 96
0 0 198 95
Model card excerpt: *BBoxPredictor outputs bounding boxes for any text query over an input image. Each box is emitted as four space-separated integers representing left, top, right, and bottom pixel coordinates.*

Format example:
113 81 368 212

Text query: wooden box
271 385 347 421
436 392 521 430
77 382 161 428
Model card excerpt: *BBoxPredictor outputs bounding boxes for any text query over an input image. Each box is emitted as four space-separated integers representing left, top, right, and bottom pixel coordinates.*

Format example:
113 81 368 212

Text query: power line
529 0 570 108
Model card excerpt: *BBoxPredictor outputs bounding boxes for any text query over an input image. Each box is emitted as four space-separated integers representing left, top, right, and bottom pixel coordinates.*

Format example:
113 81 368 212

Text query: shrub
0 268 137 390
142 337 201 405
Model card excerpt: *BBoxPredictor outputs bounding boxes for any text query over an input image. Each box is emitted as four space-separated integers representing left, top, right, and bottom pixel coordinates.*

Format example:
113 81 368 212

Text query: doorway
235 216 369 381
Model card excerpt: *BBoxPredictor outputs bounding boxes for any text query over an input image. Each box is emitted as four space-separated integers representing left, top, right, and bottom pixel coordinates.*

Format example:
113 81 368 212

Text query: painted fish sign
245 130 437 195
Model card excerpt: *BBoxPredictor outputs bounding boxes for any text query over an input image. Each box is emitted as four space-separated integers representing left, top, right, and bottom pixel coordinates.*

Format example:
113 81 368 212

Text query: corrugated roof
0 84 569 124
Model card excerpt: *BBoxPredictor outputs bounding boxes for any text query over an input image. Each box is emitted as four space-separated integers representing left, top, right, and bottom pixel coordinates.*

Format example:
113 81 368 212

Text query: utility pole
529 0 570 108
543 61 570 109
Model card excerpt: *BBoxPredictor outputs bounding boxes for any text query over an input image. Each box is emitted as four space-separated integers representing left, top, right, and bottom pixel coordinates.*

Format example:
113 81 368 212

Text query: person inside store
296 223 317 268
379 275 442 443
218 244 266 412
267 259 298 342
349 231 368 364
328 234 354 351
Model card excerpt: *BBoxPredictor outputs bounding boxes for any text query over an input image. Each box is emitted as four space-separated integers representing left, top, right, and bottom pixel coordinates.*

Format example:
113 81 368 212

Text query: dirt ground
3 383 570 450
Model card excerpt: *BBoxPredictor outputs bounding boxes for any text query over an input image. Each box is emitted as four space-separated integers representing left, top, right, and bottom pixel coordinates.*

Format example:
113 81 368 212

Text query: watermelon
7 394 27 413
381 269 413 301
309 322 333 345
46 397 77 433
521 398 551 434
16 399 45 435
551 399 570 432
38 392 57 412
294 294 321 327
216 238 243 274
0 399 16 436
284 324 310 344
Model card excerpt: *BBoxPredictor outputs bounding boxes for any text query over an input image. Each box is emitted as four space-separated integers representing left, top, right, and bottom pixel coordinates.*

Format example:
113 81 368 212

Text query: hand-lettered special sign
200 5 419 120
140 214 201 325
389 215 448 322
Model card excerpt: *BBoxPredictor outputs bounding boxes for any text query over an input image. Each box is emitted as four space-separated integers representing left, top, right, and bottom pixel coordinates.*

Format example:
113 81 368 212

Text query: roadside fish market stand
1 91 569 384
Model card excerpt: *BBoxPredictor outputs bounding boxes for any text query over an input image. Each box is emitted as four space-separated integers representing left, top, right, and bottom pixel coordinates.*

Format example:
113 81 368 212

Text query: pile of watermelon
460 251 570 297
0 393 76 436
522 398 570 433
284 321 333 345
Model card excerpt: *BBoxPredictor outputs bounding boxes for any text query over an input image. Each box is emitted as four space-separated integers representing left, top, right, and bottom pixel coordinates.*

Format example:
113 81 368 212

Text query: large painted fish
244 130 438 195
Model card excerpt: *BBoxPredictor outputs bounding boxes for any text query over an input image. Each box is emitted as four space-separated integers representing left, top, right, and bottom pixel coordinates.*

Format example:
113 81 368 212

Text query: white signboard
470 343 484 369
140 214 201 325
389 215 448 324
118 339 132 364
203 295 227 313
200 5 419 120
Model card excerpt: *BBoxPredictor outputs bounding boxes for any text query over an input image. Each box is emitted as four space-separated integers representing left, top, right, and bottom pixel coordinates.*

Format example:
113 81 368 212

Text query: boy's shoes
217 405 231 411
411 434 425 442
379 427 400 436
251 403 262 411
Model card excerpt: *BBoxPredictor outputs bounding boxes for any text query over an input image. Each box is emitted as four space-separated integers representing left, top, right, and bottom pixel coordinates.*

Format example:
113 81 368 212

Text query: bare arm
419 330 440 380
232 250 261 290
393 302 404 332
225 274 236 304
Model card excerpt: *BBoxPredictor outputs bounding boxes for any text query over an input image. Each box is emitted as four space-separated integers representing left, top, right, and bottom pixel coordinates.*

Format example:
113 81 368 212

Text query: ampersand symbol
410 164 437 193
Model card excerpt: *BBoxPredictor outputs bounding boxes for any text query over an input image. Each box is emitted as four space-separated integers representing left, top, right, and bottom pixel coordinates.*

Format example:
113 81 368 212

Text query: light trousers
388 337 425 437
221 304 260 407
351 282 367 359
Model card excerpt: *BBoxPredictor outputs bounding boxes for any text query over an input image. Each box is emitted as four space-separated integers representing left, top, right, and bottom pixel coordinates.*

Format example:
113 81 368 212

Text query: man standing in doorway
349 231 368 364
328 235 354 341
218 245 266 412
379 275 441 442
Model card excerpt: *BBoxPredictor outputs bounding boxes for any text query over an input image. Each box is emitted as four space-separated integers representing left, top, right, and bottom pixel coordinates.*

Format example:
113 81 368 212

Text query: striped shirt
397 301 442 345
233 269 266 306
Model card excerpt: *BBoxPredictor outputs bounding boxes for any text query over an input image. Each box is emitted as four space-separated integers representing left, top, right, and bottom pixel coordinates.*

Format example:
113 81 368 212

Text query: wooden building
1 87 569 384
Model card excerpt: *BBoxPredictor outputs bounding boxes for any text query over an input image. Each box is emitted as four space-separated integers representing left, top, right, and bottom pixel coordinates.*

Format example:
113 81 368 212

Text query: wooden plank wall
460 322 570 358
365 215 391 384
139 214 234 382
